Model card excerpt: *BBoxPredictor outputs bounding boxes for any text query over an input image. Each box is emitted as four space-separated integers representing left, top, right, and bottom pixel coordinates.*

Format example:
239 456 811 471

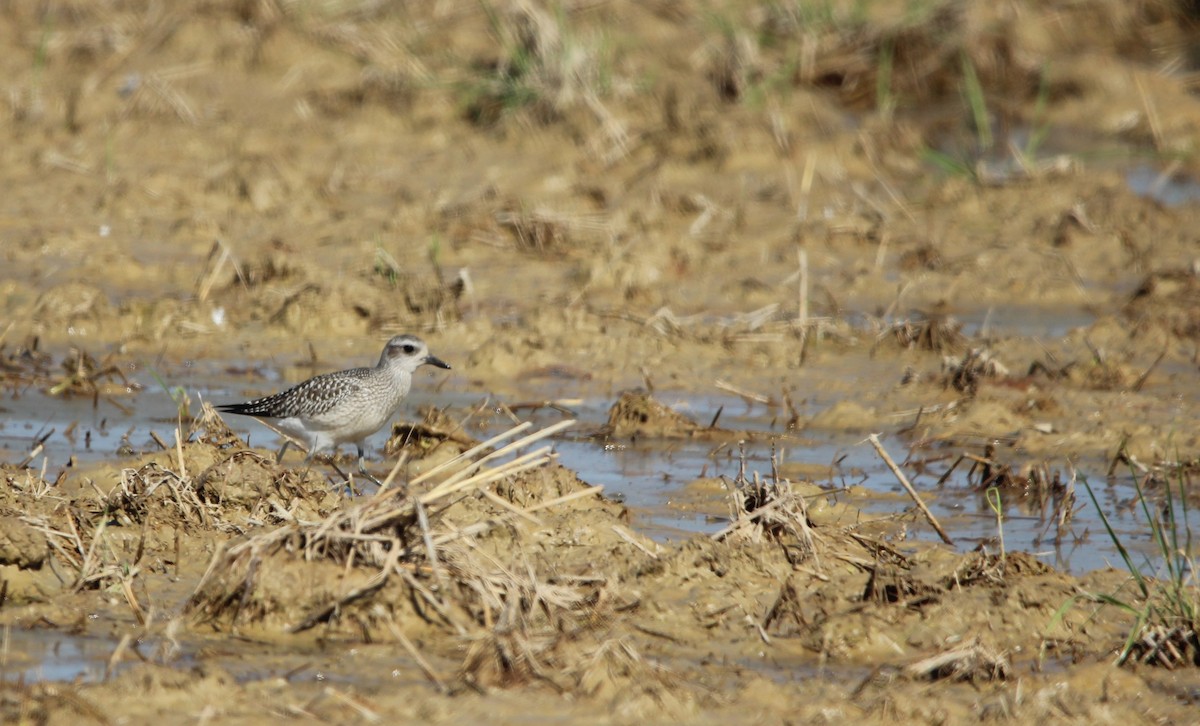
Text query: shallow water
0 628 113 683
954 307 1098 340
533 402 1188 576
1125 163 1200 206
2 364 1186 583
4 372 1185 687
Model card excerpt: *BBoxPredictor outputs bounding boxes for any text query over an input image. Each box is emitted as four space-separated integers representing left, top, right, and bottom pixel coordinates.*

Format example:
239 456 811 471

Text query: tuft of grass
926 59 1069 184
918 54 994 182
960 54 992 153
985 486 1005 561
146 367 191 423
1068 466 1199 668
463 0 614 126
427 235 443 277
876 36 895 119
1022 64 1052 160
921 147 978 182
32 13 53 84
373 243 402 289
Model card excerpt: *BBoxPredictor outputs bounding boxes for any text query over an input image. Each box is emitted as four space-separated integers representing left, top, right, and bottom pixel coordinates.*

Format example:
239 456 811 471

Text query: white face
383 335 451 372
385 335 425 361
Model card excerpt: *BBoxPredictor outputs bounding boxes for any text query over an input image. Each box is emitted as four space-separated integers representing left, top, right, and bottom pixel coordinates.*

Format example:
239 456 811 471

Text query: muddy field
2 0 1200 723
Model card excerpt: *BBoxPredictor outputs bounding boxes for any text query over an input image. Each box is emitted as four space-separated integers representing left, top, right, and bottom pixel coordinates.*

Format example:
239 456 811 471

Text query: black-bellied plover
217 334 451 481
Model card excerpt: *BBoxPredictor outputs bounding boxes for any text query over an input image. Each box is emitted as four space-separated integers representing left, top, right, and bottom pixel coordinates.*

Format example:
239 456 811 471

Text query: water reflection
2 374 1191 579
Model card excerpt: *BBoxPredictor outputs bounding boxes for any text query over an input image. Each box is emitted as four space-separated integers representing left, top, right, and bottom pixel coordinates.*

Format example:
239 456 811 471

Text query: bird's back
217 367 377 421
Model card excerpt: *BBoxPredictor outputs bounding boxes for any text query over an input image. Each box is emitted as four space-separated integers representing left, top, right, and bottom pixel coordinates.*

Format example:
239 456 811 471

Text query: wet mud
2 0 1200 723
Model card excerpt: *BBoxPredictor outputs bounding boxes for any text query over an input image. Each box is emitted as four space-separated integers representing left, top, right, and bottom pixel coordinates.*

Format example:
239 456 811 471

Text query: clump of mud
1126 265 1200 339
0 403 346 606
0 516 49 570
184 420 695 708
888 314 967 354
0 410 1191 723
603 390 704 438
384 405 479 467
600 390 773 441
0 338 139 401
201 243 468 336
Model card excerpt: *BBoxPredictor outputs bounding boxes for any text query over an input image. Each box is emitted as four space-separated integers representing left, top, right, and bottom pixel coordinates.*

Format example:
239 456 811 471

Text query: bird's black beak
424 355 451 370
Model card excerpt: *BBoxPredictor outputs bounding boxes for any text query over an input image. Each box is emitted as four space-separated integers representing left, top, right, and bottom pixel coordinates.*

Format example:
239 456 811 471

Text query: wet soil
3 0 1200 723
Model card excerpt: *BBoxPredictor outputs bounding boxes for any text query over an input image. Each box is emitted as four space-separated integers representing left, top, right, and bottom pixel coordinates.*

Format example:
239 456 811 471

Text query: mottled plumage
218 368 376 420
217 335 450 481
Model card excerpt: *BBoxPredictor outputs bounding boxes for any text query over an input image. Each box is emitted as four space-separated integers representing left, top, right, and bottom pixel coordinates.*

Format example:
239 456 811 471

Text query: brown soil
2 0 1200 723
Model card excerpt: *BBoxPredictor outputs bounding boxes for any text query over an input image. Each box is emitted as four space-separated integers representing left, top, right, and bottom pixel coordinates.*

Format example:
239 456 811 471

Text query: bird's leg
325 456 359 495
356 443 382 487
275 440 292 465
298 447 318 481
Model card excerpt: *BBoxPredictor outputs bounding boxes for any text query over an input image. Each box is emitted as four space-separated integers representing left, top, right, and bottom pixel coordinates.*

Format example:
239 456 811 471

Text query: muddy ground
2 0 1200 723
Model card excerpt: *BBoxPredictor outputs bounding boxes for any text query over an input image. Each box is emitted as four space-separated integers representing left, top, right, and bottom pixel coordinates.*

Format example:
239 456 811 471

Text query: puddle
4 328 1146 701
542 407 1188 576
1125 163 1200 206
926 124 1200 208
0 624 438 687
2 365 1189 582
954 307 1096 340
0 628 115 683
848 307 1106 345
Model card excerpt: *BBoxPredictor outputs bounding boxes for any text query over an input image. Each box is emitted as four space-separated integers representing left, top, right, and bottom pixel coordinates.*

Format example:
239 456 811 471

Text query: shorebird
217 334 451 482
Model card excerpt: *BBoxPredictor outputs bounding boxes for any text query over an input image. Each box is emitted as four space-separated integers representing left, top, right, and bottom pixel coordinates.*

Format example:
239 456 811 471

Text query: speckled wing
217 368 371 419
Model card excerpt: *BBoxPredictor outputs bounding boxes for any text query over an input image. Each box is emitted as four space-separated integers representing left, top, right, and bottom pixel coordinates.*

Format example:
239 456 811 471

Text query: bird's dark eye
401 344 417 355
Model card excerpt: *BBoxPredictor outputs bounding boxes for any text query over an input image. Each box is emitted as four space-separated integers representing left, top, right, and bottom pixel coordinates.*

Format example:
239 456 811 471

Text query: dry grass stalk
0 340 138 402
932 444 1080 543
1127 624 1199 669
186 421 579 628
941 348 1009 394
195 239 245 302
904 638 1010 682
321 686 381 723
714 378 771 404
386 617 448 692
120 66 205 124
105 633 134 682
712 446 820 566
16 404 336 592
18 513 84 575
109 462 210 529
890 315 966 353
381 419 533 492
494 207 600 256
596 302 836 345
868 434 954 546
455 556 674 696
182 418 673 695
416 419 575 498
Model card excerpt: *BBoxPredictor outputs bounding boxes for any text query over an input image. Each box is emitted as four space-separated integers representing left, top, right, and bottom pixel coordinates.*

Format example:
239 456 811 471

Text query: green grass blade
876 37 894 119
1024 64 1051 159
1131 468 1177 585
1115 606 1151 665
961 54 992 151
921 147 976 180
1081 475 1149 599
